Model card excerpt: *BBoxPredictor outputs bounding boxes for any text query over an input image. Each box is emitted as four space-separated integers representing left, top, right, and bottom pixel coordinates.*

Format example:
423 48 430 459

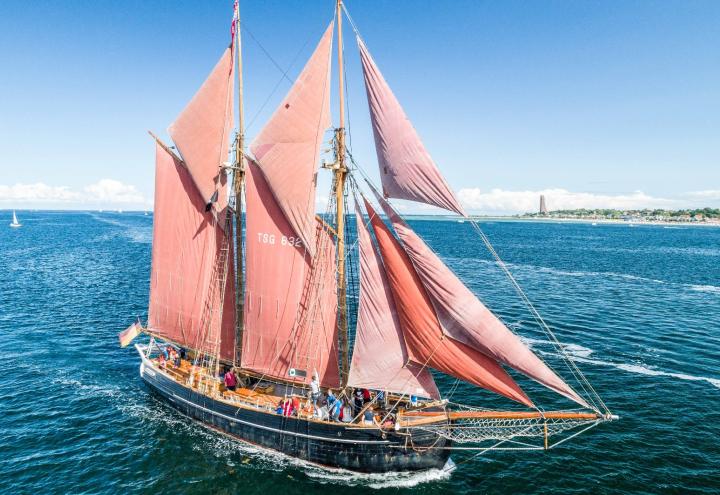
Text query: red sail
242 161 339 388
250 23 334 256
364 199 531 407
347 205 439 399
169 46 234 222
376 196 589 408
148 144 236 361
358 38 465 216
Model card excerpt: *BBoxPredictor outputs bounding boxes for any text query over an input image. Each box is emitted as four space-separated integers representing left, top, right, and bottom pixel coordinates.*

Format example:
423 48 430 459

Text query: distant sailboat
119 1 617 474
9 210 21 228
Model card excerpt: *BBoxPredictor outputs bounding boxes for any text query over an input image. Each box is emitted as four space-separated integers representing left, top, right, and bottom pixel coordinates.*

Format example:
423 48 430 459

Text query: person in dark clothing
353 388 364 417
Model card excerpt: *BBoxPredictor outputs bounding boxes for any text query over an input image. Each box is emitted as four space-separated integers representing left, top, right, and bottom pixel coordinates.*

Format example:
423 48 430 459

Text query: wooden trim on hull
138 355 451 473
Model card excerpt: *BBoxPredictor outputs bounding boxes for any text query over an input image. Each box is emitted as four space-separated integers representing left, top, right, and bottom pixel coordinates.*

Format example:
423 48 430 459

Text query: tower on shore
539 195 548 215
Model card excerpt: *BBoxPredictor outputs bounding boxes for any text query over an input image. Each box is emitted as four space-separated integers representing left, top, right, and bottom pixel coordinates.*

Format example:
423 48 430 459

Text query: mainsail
347 205 439 399
249 23 334 256
242 161 339 387
169 46 234 221
375 195 589 408
364 199 532 407
147 143 236 361
357 38 465 216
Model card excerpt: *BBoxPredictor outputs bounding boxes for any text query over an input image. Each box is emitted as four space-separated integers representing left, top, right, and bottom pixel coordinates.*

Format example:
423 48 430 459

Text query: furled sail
347 205 439 399
357 38 465 216
249 23 334 256
364 199 531 407
148 143 236 361
168 46 234 221
241 161 339 387
374 195 589 408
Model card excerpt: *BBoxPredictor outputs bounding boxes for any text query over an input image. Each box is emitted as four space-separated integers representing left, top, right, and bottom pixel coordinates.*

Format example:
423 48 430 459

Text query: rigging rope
467 220 609 415
344 153 608 415
241 25 316 132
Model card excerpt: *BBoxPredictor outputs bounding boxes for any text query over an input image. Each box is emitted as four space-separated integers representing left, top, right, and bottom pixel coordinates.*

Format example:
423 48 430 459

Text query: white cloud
0 183 81 202
0 179 150 208
315 194 329 212
687 190 720 199
83 179 146 204
456 187 717 214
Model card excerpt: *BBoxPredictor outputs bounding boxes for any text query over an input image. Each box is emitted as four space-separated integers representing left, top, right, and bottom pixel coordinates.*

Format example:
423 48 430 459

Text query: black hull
138 356 452 473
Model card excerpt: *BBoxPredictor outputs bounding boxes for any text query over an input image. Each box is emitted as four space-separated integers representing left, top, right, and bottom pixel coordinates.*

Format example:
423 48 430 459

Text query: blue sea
1 211 719 494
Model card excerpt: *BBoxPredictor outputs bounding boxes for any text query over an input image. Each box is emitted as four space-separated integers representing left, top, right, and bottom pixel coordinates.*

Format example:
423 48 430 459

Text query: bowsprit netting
405 403 604 450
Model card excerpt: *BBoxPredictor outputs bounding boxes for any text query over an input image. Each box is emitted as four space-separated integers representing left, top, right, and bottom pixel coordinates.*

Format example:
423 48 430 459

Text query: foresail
168 45 234 223
364 198 532 407
242 161 339 387
249 23 334 257
347 204 439 399
148 143 236 361
357 38 465 216
375 195 590 408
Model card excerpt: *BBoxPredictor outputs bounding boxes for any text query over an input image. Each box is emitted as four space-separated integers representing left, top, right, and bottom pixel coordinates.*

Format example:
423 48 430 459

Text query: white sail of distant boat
9 210 21 228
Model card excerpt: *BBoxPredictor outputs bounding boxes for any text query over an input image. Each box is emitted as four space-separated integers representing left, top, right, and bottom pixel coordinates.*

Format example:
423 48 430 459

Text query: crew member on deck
353 389 364 416
310 372 321 405
363 407 375 426
168 347 180 367
330 396 342 421
224 368 237 391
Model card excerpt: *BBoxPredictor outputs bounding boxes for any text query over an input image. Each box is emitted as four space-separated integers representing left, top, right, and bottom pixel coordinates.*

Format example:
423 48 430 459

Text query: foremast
233 0 246 367
333 0 350 389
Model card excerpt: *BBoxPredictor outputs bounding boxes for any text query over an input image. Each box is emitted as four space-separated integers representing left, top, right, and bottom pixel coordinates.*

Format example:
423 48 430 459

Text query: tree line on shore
521 208 720 220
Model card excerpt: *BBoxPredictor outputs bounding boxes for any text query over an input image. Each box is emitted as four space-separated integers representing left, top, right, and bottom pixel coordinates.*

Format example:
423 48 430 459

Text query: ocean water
1 211 719 494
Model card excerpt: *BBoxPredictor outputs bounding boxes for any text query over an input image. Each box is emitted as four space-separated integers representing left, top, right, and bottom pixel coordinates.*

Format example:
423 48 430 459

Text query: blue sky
0 0 718 213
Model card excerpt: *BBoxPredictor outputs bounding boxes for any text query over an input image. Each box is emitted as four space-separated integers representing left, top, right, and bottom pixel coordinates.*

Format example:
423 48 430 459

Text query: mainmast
233 0 246 366
334 0 349 388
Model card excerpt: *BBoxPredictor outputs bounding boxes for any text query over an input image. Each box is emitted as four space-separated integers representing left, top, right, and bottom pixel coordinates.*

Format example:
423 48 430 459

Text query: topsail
250 23 334 256
168 46 234 221
358 38 465 216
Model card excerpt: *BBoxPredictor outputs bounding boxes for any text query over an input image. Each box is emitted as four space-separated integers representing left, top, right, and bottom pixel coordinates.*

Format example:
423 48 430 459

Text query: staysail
241 161 339 387
364 199 531 406
249 23 334 256
147 143 236 361
357 38 465 216
347 205 439 399
374 195 589 408
169 46 234 221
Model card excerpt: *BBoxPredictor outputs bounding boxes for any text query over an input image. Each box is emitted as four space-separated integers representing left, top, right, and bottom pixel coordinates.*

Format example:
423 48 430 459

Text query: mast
335 0 349 388
233 0 246 366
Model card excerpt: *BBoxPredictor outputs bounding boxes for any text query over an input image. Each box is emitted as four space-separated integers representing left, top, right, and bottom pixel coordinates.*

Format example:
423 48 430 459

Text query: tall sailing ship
120 1 617 473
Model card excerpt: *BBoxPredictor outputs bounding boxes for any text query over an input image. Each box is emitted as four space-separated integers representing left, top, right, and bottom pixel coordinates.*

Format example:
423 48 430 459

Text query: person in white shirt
310 372 321 406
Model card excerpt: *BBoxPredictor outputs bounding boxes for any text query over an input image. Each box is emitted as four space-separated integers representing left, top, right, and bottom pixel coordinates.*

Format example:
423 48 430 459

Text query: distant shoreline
404 214 720 227
496 216 720 227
